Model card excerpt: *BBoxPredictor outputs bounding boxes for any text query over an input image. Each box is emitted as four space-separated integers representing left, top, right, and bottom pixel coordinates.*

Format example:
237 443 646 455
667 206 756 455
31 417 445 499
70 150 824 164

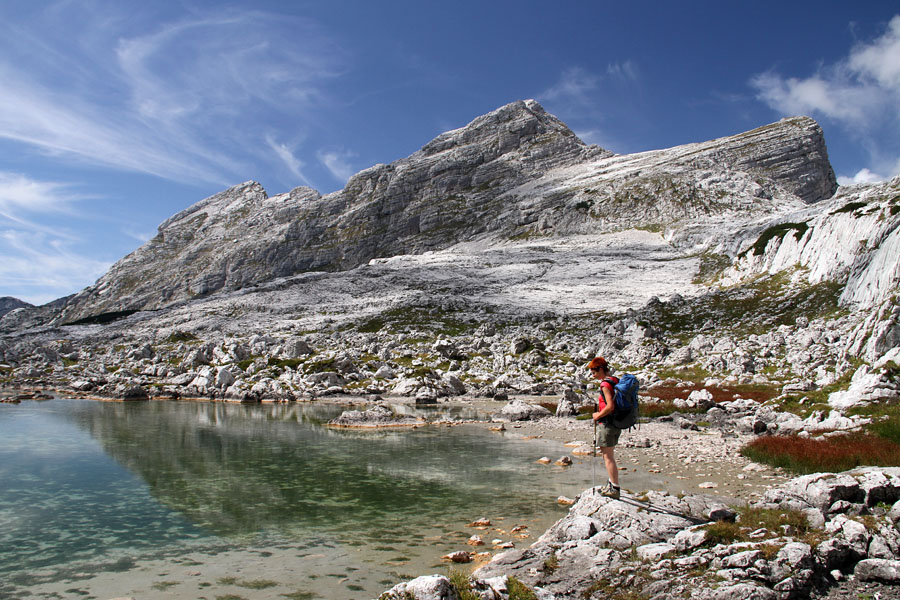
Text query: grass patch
508 577 540 600
832 201 868 215
645 272 845 338
236 579 278 589
358 317 385 333
303 357 337 374
702 519 742 546
693 252 733 285
447 569 480 600
151 581 179 591
543 553 559 573
702 504 818 547
741 432 900 474
166 331 197 343
269 358 304 370
641 400 703 418
580 578 649 600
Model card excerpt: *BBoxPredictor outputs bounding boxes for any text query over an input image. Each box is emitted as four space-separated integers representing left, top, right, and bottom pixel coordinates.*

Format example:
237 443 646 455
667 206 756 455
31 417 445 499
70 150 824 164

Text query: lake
0 397 620 599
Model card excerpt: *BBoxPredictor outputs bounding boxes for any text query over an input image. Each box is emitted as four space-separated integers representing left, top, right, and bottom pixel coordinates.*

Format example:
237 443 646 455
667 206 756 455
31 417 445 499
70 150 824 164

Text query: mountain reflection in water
1 398 595 595
77 400 554 538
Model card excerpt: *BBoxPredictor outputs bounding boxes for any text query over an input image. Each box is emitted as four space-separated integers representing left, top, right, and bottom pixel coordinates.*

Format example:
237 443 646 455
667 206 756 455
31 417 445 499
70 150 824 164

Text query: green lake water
0 398 621 599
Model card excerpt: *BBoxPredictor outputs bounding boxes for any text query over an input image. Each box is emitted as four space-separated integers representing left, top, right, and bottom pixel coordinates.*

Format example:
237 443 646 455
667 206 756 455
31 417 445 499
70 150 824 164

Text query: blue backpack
606 374 640 430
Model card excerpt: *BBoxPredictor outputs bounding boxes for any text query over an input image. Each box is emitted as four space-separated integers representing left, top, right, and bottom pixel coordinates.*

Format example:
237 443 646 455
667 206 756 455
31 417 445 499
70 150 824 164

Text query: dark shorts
596 423 621 447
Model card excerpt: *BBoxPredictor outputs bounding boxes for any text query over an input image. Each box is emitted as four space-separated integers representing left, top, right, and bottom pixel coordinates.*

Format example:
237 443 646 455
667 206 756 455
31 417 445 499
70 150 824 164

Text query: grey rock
381 575 458 600
855 558 900 583
494 399 551 422
707 583 777 600
328 404 421 427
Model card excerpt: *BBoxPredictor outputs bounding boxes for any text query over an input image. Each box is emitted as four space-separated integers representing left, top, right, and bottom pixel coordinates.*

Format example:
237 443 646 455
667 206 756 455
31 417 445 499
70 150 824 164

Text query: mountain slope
53 101 835 324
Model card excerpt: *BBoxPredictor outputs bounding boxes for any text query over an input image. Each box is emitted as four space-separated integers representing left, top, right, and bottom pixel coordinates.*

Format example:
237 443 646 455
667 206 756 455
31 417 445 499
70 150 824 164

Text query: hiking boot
599 481 620 499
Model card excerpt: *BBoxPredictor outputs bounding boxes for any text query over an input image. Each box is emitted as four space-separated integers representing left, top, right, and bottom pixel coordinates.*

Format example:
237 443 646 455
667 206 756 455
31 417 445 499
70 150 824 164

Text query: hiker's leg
600 446 618 486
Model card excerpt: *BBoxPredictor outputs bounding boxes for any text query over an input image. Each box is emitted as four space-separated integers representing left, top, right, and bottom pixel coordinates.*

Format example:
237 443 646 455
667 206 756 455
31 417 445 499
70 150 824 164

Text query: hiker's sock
609 481 620 490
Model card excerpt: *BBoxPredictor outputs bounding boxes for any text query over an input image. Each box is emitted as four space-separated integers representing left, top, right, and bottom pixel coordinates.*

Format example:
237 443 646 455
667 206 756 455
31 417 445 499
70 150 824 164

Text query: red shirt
598 376 619 411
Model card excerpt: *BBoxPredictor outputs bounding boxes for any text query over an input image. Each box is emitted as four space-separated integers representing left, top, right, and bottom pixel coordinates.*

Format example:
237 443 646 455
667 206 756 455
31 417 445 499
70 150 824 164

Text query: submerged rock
327 404 423 428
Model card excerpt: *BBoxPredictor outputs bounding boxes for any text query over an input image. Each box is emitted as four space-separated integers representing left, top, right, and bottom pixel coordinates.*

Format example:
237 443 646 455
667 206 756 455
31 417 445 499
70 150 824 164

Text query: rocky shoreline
376 405 900 600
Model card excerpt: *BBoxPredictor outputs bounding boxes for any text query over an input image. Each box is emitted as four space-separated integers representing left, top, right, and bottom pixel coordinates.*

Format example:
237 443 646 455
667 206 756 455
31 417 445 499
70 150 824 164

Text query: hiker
589 356 621 499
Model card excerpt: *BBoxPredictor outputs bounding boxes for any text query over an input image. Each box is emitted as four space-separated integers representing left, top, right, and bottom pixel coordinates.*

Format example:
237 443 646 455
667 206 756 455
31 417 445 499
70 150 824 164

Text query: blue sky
1 1 899 306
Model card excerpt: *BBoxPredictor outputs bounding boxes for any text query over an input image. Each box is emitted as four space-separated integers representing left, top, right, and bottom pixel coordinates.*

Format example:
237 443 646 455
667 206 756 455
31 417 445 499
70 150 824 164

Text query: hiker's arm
592 386 615 421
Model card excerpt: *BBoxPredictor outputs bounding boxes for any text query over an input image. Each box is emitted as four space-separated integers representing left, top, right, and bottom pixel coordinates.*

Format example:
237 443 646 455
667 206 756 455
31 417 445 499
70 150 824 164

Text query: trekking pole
592 419 597 495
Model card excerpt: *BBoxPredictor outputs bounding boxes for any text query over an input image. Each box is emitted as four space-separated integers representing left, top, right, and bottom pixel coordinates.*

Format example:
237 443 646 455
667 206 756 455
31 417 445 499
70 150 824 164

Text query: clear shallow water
0 398 604 599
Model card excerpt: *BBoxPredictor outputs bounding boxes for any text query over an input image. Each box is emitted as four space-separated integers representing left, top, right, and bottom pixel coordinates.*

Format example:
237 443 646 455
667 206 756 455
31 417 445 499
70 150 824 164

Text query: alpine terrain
2 100 900 599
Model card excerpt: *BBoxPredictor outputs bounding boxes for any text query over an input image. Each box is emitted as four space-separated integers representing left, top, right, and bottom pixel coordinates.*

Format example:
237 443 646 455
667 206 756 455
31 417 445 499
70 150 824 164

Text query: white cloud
317 149 357 183
0 172 109 303
848 15 900 92
837 168 886 186
0 171 81 215
751 15 900 180
0 229 110 305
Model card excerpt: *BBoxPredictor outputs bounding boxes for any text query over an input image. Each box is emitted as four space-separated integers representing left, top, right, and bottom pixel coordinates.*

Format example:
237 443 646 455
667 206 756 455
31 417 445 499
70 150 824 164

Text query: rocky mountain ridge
0 296 31 319
42 99 837 325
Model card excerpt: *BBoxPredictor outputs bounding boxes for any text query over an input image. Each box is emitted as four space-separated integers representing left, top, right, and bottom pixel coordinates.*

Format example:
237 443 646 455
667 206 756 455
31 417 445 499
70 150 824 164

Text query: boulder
855 558 900 583
381 575 458 600
494 399 551 422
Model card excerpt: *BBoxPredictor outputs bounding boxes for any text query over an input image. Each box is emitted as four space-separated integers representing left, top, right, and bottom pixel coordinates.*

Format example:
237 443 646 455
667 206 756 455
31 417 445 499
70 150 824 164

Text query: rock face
0 296 33 319
54 100 604 322
48 100 837 324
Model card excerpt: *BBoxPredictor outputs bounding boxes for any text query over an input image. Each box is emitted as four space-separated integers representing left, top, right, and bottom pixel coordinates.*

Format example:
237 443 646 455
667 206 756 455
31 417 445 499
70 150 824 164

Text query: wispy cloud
0 172 109 304
538 63 642 151
0 4 346 187
317 149 358 183
267 135 312 187
540 66 601 110
606 60 640 82
751 14 900 181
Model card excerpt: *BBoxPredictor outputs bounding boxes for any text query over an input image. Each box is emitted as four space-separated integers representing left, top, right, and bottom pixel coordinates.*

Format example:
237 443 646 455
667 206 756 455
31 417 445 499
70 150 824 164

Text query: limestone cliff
52 100 837 324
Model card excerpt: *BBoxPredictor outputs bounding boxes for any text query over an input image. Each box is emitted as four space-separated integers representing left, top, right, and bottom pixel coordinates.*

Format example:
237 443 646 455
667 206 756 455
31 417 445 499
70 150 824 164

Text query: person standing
588 356 621 499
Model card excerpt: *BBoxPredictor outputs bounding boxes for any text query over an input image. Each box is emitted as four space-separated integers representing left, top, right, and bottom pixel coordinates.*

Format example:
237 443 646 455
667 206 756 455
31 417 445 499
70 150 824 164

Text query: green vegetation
580 578 650 600
353 305 480 338
543 553 559 573
151 581 179 591
692 252 732 285
215 576 278 590
647 271 845 338
447 569 480 600
746 222 809 257
279 592 316 600
702 505 819 548
166 331 198 343
507 577 539 600
832 201 868 215
268 357 303 370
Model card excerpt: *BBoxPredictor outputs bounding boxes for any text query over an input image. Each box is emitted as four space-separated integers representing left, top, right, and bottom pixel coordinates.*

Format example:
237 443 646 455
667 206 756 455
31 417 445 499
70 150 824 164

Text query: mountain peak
50 102 837 323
